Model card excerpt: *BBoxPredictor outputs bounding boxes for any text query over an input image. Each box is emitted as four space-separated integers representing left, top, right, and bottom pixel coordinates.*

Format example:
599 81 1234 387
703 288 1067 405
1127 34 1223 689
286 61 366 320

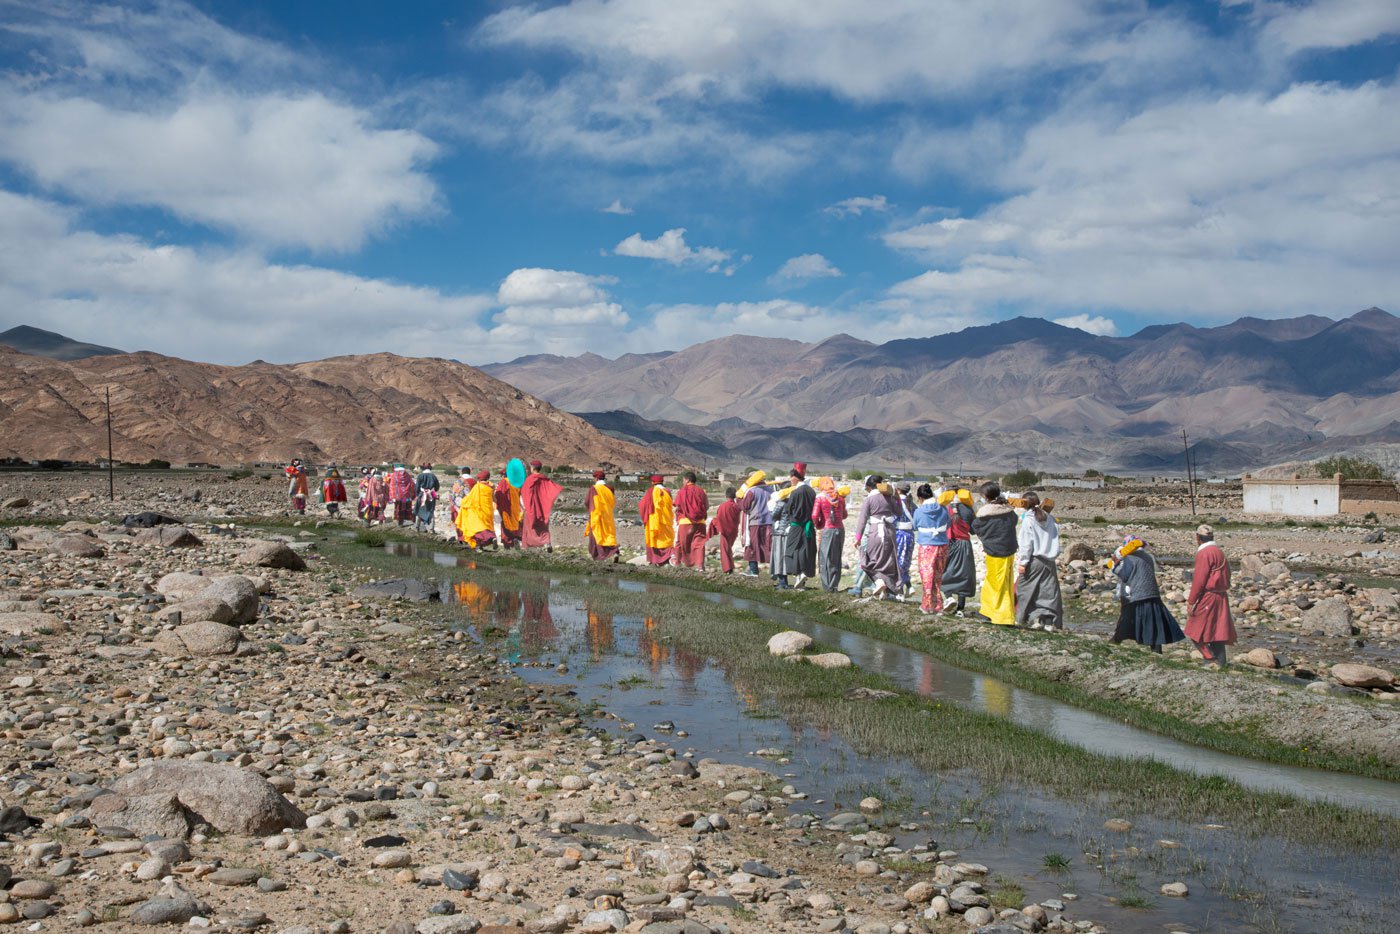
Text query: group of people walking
283 458 1235 667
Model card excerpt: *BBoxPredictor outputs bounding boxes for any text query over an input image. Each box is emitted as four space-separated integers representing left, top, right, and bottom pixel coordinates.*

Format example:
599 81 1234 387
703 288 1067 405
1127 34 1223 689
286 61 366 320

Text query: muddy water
382 542 1400 933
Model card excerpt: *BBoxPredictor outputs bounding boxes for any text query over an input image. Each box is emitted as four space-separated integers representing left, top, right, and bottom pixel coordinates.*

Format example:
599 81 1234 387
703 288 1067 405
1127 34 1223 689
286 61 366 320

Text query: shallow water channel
381 541 1400 933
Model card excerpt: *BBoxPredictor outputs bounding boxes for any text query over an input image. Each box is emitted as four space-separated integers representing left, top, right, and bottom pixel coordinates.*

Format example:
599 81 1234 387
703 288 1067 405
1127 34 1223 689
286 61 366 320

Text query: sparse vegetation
1002 468 1041 488
1313 455 1389 480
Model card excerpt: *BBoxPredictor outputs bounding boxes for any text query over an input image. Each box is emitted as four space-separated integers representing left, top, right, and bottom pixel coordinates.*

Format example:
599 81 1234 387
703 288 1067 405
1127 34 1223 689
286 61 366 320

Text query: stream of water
379 541 1400 933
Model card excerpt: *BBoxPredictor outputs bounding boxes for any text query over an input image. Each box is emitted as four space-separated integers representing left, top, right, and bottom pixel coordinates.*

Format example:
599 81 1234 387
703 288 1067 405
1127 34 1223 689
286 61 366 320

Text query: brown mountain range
484 308 1400 473
0 346 674 470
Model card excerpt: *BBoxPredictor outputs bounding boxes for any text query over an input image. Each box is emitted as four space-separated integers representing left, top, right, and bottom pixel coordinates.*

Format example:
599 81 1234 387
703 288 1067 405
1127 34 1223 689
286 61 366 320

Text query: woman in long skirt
912 484 950 614
814 478 848 592
854 476 900 598
971 481 1017 626
940 489 976 615
1110 536 1185 652
1014 492 1063 630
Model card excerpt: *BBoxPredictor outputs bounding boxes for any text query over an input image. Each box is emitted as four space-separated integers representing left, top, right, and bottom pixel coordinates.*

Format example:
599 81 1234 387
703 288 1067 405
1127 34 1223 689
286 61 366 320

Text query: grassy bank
314 535 1400 854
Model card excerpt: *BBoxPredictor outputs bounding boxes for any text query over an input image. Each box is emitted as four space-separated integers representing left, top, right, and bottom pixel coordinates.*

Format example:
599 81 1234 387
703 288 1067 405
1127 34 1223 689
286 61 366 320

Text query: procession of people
281 456 1233 667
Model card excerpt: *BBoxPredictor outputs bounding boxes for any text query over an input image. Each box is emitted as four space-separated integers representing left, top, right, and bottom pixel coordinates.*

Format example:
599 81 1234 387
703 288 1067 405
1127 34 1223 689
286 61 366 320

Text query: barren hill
0 347 675 469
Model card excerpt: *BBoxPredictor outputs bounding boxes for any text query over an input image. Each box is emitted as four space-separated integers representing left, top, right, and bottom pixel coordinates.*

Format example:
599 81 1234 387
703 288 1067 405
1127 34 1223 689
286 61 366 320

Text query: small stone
1103 818 1132 833
373 849 413 869
206 868 261 886
9 879 56 899
767 631 813 656
1160 882 1189 897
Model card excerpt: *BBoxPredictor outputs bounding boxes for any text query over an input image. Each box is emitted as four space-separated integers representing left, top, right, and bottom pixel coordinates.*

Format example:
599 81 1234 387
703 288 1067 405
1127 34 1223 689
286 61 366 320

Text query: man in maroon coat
672 471 709 569
1185 524 1236 667
707 487 741 573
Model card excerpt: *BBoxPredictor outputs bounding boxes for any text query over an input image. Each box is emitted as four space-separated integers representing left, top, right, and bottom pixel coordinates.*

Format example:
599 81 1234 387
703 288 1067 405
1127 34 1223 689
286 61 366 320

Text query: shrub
1002 468 1042 488
354 529 387 548
144 459 172 469
1313 456 1388 481
1083 469 1103 478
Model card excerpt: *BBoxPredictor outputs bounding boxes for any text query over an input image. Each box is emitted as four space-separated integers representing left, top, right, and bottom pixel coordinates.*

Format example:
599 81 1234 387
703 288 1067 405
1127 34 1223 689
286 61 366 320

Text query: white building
1242 474 1400 517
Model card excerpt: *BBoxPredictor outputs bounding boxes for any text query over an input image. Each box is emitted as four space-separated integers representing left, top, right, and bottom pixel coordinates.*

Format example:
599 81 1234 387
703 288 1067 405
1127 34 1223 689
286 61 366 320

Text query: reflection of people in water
451 580 493 619
980 678 1012 718
672 646 705 685
637 616 670 674
917 657 942 698
586 609 615 660
520 591 558 653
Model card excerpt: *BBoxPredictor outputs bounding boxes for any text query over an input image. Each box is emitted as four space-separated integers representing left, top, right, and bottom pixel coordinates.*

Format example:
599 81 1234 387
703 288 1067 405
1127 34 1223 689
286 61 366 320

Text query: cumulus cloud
600 199 634 214
493 267 628 334
614 228 735 273
0 89 440 252
825 195 890 217
772 253 843 283
1054 314 1119 337
884 80 1400 319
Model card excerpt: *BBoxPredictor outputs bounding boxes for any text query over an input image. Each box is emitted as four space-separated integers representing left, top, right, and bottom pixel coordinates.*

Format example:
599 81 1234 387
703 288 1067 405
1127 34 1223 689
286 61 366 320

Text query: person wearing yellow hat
738 469 773 576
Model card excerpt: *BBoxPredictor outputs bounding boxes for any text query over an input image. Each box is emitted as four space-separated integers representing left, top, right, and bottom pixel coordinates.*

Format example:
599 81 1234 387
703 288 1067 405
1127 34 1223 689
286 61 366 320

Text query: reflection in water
638 617 670 674
586 608 615 660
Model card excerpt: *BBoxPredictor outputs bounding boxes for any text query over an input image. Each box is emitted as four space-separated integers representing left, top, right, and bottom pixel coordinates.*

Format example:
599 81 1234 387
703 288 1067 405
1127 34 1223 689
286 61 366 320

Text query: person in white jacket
1015 492 1063 630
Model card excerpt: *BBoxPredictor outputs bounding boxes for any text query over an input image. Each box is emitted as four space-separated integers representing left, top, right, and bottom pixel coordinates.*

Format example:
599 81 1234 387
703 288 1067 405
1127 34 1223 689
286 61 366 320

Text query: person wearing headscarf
1014 491 1062 630
388 464 416 526
672 471 710 568
1109 535 1185 652
1185 524 1235 666
638 474 676 565
813 477 848 592
584 470 619 562
494 468 523 548
854 475 900 598
521 460 564 551
414 463 440 533
457 470 498 550
779 469 817 589
364 469 388 525
912 483 951 615
971 481 1017 625
449 469 472 535
285 459 309 514
321 468 347 517
894 481 916 597
940 489 976 615
738 469 773 575
707 487 742 573
769 482 791 580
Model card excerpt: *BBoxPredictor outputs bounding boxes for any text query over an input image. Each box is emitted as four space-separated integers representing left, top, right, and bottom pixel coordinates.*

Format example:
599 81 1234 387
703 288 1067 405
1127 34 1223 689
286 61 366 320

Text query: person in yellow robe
456 471 497 549
584 470 619 561
494 469 523 548
638 473 675 565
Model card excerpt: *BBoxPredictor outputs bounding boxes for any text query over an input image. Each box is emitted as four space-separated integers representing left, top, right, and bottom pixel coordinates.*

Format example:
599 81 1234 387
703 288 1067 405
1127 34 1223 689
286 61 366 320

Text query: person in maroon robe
494 469 523 548
707 487 741 573
1185 524 1236 667
672 471 709 568
520 459 563 551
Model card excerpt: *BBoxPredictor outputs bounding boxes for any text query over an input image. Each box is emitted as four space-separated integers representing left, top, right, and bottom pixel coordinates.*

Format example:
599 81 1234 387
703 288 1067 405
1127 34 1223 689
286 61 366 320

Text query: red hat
650 474 664 483
476 470 490 481
530 459 543 468
793 462 807 479
593 469 606 479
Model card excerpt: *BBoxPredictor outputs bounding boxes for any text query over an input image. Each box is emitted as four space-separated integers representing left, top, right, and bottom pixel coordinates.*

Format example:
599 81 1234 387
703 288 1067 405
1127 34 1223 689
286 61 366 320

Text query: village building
1242 473 1400 517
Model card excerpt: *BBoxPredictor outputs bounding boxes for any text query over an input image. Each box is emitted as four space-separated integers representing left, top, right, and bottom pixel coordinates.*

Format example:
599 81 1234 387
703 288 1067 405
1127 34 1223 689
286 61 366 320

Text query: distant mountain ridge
485 308 1400 472
0 325 125 361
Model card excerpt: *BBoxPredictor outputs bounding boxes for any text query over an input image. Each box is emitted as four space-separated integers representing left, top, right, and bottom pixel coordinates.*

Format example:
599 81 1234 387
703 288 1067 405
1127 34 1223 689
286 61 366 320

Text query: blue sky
0 0 1397 365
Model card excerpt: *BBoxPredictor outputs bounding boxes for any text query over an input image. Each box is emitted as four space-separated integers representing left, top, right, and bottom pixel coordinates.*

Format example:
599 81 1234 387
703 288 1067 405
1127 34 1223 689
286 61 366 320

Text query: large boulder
1239 554 1288 581
135 526 202 548
1302 598 1354 637
122 512 183 528
1240 648 1278 669
156 572 208 602
0 612 68 635
172 621 242 656
157 596 236 625
237 541 305 571
1364 588 1400 612
766 631 813 657
48 535 105 558
1066 542 1095 563
96 761 305 837
803 652 854 669
85 790 194 839
198 575 260 625
1330 664 1397 689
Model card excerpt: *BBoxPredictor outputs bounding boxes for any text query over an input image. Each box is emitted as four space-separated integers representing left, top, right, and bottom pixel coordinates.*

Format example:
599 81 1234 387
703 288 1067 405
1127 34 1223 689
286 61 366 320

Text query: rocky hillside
0 346 675 469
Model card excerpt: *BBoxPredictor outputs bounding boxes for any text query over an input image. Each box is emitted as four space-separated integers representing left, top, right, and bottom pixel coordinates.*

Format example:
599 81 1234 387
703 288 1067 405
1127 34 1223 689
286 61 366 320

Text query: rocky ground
0 479 1109 931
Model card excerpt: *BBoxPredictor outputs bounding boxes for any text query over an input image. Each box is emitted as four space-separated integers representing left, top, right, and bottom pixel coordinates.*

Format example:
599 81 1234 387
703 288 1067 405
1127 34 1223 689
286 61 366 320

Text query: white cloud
883 80 1400 319
478 1 1140 103
614 228 735 273
1255 0 1400 54
772 253 843 283
497 268 615 307
825 195 890 217
1054 314 1119 336
601 199 634 214
0 88 440 252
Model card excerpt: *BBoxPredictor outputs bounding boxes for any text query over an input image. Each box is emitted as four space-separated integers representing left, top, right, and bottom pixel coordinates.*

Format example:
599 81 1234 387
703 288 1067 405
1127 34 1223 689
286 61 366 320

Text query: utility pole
1181 428 1196 516
106 387 115 502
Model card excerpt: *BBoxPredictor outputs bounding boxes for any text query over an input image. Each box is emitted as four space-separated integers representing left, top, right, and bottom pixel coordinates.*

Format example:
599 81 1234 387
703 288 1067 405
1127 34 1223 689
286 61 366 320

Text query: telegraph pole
1181 428 1196 516
106 387 115 502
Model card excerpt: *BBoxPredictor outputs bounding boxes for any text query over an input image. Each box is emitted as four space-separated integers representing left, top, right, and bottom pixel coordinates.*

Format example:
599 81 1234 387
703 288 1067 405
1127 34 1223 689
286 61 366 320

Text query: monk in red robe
1185 524 1236 667
520 459 563 551
494 469 523 549
707 486 741 573
672 471 709 568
